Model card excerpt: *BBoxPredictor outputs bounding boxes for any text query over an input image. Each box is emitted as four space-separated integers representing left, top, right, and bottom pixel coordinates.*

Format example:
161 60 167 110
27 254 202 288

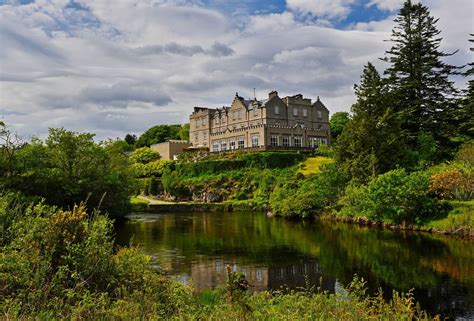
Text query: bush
0 196 194 319
338 169 446 225
270 163 349 217
429 170 474 201
129 147 161 164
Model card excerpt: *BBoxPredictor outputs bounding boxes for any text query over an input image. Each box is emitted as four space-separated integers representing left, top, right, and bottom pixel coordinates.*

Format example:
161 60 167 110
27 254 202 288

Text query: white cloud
286 0 356 20
0 0 471 140
367 0 405 11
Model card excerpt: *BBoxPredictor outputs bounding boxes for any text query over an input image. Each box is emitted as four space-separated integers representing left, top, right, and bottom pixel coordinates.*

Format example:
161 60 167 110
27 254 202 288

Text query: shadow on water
114 211 474 319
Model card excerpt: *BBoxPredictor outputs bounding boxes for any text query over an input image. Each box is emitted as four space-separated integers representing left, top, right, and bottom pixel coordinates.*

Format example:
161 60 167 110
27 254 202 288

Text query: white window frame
282 136 290 147
230 139 236 150
213 142 219 152
221 140 227 151
274 106 279 115
303 108 307 117
317 110 322 119
238 138 245 149
251 135 259 147
293 108 298 117
294 135 302 147
270 135 279 147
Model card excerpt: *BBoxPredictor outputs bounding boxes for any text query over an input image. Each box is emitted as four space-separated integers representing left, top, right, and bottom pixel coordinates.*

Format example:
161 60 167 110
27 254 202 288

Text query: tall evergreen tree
337 63 403 182
382 0 459 150
455 35 474 140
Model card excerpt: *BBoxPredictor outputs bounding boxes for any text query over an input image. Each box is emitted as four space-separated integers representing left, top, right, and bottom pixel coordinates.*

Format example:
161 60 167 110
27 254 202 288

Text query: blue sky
0 0 471 140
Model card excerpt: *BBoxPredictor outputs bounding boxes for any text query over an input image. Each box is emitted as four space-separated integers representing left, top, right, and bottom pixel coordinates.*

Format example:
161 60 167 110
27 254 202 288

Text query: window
293 108 298 117
270 135 279 146
321 138 328 145
214 118 219 125
238 138 245 149
282 136 290 147
221 140 227 151
194 134 199 142
294 136 302 147
230 140 236 150
254 108 258 117
213 142 219 152
317 110 322 119
232 111 237 120
274 106 279 115
196 118 200 127
309 137 318 148
251 135 259 147
303 108 307 117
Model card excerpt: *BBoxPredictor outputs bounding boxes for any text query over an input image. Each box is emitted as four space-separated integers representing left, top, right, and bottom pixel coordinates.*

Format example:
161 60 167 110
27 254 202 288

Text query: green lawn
425 200 473 232
297 156 334 176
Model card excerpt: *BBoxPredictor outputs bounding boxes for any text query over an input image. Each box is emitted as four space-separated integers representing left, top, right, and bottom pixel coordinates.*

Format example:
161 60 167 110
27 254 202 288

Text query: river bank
130 196 473 238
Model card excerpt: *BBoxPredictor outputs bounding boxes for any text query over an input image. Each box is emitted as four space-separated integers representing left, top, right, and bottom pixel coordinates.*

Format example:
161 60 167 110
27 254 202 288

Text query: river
114 211 474 319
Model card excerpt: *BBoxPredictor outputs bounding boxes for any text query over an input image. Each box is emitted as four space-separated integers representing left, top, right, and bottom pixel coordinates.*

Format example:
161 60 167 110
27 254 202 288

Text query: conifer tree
382 0 459 150
456 35 474 140
337 63 403 182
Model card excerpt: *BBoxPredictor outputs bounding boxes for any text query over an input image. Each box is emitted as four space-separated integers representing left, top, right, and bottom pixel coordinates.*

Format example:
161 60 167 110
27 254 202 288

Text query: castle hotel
189 91 330 152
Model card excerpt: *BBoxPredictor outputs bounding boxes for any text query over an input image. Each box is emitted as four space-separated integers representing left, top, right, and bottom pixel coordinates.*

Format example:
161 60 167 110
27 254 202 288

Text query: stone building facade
150 140 192 160
189 91 330 152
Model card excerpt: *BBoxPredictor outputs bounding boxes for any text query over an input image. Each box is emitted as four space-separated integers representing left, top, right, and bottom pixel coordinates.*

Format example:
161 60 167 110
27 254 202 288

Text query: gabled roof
312 96 329 111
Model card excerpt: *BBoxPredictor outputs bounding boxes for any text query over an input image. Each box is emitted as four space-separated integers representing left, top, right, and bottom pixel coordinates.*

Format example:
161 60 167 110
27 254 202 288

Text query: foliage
338 169 447 225
329 111 350 142
0 197 195 319
2 128 133 217
270 163 349 217
131 160 174 178
382 0 460 154
336 63 404 182
124 133 137 146
178 123 190 141
429 170 473 201
136 124 186 147
425 200 474 233
129 147 161 164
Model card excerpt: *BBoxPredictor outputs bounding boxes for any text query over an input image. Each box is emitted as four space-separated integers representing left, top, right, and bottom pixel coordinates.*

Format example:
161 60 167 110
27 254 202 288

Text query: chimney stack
268 90 278 99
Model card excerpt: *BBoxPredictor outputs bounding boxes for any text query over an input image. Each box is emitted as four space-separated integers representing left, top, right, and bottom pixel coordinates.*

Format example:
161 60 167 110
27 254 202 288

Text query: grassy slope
297 156 334 176
425 200 473 233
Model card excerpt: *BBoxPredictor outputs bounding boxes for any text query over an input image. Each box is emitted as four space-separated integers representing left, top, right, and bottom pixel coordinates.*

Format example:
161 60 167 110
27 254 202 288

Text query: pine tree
455 35 474 140
337 63 403 182
382 0 460 151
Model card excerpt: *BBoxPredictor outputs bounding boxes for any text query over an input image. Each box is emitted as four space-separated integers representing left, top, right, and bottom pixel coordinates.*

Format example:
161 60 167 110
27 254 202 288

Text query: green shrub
338 169 447 225
270 163 349 217
0 196 194 319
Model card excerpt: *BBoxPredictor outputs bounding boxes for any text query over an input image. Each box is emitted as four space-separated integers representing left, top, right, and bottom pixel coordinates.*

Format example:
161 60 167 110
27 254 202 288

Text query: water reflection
114 212 474 319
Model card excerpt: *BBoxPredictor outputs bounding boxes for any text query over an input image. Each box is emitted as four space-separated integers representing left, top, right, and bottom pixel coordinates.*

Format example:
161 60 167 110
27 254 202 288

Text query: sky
0 0 472 141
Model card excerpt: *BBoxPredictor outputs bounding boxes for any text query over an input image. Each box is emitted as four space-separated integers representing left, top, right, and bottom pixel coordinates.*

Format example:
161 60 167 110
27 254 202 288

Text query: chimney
268 90 278 99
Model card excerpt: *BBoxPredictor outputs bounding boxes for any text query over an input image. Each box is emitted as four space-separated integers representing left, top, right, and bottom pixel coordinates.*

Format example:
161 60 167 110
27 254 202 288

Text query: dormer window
317 110 322 119
274 106 279 115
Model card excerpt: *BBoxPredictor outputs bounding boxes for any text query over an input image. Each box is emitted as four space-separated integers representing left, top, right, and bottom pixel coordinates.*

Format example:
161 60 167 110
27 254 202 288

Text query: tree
382 0 460 151
330 112 350 142
178 123 190 141
124 133 137 146
0 122 23 178
136 124 183 147
7 128 133 216
129 147 161 164
337 63 404 182
454 35 474 141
